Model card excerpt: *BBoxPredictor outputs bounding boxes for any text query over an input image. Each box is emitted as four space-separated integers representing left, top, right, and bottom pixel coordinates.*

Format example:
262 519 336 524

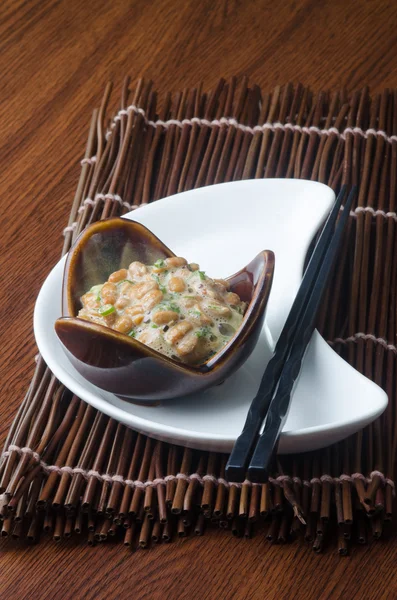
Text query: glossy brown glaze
55 218 274 401
61 218 176 317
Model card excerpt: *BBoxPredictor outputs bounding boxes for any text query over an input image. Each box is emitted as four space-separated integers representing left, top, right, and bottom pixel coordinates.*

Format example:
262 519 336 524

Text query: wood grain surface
1 1 397 598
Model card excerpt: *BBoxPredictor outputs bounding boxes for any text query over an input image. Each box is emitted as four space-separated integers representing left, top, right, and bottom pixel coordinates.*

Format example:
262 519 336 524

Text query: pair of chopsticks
226 185 356 483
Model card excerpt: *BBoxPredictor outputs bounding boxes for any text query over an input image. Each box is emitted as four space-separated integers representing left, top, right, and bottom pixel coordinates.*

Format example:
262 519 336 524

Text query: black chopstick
247 186 356 482
225 185 355 483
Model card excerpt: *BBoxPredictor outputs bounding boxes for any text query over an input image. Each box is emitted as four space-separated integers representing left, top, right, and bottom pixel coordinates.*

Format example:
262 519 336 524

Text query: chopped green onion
232 305 243 314
198 271 206 280
90 284 103 294
152 274 166 293
151 324 159 329
128 330 137 338
195 326 211 338
89 284 103 302
154 259 165 268
189 310 201 317
98 304 115 316
159 302 180 313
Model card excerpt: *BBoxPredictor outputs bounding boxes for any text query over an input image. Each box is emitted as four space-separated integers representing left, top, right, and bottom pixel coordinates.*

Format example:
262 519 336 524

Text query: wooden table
1 1 397 598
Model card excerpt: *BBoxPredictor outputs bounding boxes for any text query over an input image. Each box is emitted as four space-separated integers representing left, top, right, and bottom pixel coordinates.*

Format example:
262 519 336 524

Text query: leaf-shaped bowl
55 218 274 402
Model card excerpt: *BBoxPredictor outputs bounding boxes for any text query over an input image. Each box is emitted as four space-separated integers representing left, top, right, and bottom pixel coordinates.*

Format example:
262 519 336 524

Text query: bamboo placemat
0 79 396 554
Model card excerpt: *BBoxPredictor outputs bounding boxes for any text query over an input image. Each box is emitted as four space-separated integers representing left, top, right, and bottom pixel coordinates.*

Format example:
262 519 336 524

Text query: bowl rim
59 217 275 375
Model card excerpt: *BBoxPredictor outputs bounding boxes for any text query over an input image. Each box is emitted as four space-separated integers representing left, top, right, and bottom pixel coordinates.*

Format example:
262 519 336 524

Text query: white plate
34 179 388 454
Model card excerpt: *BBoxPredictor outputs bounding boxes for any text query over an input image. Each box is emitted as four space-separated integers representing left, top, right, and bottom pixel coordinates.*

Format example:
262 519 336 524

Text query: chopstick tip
225 463 246 483
247 466 269 484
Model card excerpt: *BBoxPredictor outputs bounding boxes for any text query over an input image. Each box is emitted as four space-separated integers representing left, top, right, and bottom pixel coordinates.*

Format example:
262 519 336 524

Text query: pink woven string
9 444 389 491
320 475 334 484
62 223 78 235
310 477 322 486
3 446 394 493
4 445 40 463
77 197 96 213
63 194 148 236
370 470 386 485
329 333 397 354
354 206 397 220
340 204 397 222
105 103 397 145
269 475 294 487
80 156 97 166
217 477 230 488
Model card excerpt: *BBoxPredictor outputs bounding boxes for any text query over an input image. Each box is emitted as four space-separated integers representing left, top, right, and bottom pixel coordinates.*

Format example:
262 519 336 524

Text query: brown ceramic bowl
55 218 274 403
